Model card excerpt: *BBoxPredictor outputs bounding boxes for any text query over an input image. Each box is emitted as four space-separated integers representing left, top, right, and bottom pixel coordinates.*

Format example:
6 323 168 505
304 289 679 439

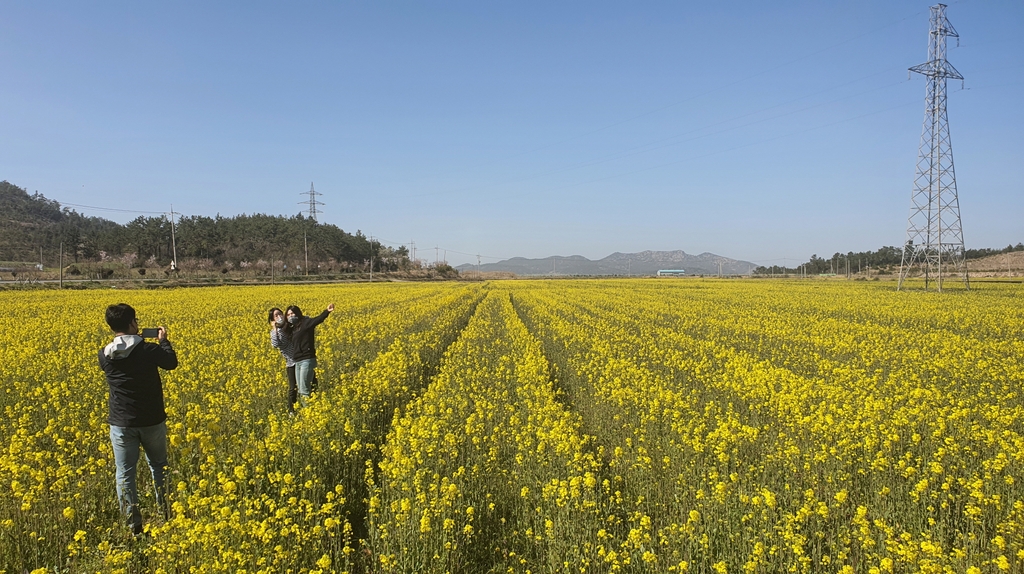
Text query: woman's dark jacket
291 309 330 362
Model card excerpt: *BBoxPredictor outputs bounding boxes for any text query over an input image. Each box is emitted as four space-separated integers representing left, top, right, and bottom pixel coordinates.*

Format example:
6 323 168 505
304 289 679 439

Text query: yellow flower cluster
370 290 606 572
1 279 1021 573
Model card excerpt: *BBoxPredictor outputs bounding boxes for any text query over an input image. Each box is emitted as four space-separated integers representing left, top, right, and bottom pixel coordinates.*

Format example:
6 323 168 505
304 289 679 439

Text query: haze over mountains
456 250 756 276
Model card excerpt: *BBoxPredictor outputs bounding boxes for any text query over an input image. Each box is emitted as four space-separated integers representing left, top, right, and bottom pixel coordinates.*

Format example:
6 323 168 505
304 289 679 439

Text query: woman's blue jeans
109 421 168 533
294 358 318 399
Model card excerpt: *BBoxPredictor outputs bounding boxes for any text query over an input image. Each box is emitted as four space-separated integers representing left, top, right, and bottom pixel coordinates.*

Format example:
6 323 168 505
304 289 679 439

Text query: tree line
0 180 409 274
5 180 1017 278
754 243 1024 276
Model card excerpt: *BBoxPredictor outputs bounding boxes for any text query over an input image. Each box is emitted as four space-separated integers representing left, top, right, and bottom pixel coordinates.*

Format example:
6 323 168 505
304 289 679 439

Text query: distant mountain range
456 250 756 276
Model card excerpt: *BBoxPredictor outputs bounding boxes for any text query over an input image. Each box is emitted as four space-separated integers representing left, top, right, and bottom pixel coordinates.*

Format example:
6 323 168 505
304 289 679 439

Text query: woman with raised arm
285 303 335 405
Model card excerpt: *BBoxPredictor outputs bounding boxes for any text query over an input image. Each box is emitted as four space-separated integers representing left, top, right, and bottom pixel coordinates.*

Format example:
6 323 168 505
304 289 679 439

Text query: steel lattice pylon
897 4 968 292
300 182 325 222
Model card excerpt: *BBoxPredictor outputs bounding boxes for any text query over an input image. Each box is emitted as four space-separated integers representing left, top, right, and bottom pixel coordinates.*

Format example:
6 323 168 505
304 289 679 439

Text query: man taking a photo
98 303 178 536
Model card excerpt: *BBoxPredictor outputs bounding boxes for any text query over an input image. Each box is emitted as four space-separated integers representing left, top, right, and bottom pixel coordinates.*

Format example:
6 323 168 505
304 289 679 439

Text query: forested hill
0 181 398 270
1 181 122 264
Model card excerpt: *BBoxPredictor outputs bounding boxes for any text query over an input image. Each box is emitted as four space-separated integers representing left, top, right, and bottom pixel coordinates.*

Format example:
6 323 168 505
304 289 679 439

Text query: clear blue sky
2 1 1021 267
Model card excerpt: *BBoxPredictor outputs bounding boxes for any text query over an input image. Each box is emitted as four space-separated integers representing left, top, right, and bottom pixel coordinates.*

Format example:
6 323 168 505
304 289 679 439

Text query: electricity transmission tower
300 182 325 222
898 4 968 292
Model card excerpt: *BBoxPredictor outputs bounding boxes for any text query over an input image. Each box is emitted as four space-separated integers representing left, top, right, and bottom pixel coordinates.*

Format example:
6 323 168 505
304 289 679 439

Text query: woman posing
285 303 335 405
268 307 299 413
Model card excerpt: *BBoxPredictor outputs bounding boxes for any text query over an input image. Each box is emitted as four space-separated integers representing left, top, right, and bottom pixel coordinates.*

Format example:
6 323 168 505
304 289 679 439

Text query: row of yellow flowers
369 290 608 573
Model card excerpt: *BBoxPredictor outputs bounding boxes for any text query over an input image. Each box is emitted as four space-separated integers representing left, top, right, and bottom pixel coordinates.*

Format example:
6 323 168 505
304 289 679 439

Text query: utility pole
304 231 309 277
435 246 439 265
898 4 969 291
477 254 481 273
59 242 63 289
411 241 416 263
369 236 374 280
168 205 178 271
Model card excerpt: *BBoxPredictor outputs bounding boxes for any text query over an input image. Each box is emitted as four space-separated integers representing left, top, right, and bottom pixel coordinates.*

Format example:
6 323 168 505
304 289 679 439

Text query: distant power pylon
898 4 968 292
300 182 325 222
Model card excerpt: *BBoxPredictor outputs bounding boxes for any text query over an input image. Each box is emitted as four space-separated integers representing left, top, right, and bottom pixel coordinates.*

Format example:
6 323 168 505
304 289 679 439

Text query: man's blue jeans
109 421 168 533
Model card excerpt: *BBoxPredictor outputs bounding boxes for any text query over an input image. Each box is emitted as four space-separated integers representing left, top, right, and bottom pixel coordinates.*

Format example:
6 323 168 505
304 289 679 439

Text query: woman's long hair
285 305 304 328
267 307 283 324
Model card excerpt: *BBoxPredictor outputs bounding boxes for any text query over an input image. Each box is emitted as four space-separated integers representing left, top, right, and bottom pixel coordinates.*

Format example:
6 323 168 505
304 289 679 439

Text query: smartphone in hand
141 328 161 339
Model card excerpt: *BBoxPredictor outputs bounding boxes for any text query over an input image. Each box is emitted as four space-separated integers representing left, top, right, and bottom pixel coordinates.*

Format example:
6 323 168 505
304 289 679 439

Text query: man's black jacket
98 338 178 427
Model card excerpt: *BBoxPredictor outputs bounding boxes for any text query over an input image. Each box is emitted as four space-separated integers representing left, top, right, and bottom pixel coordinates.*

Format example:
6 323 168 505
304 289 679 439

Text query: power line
369 236 405 247
404 63 917 202
373 235 509 261
435 246 508 261
399 8 927 201
58 202 169 215
750 257 804 264
433 76 913 196
463 8 927 170
520 98 921 198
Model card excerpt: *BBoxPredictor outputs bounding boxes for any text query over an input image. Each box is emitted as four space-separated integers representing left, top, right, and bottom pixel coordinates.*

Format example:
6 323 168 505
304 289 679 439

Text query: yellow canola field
513 280 1024 574
0 283 483 573
0 279 1021 573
